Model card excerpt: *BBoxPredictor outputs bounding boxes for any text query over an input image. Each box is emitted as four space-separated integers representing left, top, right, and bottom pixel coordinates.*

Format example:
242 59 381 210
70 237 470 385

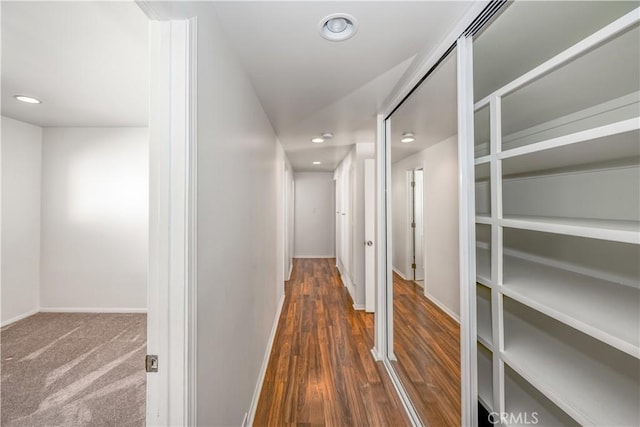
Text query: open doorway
1 2 151 425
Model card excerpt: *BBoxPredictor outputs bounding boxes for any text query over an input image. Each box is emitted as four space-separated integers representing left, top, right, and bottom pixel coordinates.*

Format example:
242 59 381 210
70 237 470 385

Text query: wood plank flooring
392 273 461 426
254 258 409 426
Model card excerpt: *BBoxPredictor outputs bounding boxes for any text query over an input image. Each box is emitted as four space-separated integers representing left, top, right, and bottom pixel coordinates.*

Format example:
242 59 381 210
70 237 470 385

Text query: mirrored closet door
385 45 462 426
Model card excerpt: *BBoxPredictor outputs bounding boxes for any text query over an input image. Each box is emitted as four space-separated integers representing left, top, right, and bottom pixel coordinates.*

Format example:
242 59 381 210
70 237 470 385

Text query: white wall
194 8 288 426
293 172 335 258
39 127 148 310
392 135 460 318
1 116 42 325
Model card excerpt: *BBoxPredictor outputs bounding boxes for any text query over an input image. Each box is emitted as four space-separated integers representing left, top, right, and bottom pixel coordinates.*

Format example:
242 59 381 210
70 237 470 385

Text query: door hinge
146 354 158 373
411 181 415 187
411 222 416 228
412 263 417 269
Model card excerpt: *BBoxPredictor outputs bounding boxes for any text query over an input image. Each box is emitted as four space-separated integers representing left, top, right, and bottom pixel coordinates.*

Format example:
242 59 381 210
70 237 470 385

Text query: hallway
255 258 409 426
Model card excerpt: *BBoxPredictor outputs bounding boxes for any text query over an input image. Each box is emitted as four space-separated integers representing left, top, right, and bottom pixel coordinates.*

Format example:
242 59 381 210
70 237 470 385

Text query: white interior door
414 169 425 281
364 159 376 312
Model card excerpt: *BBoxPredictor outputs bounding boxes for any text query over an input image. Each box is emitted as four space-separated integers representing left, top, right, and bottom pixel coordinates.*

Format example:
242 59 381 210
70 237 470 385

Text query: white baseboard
39 307 147 313
392 266 408 280
424 292 460 323
247 292 286 426
353 303 365 310
287 263 293 281
1 308 39 328
370 347 382 361
293 255 335 259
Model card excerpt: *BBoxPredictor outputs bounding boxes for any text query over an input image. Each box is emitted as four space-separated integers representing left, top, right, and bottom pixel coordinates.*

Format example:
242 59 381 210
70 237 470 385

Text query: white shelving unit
474 8 640 426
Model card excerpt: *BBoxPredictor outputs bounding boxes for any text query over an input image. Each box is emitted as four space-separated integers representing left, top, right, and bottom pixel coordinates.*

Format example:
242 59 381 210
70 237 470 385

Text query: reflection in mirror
387 49 461 425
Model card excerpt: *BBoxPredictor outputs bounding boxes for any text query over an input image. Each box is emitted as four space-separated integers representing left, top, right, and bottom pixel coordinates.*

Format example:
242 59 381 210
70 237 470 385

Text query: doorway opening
408 168 425 285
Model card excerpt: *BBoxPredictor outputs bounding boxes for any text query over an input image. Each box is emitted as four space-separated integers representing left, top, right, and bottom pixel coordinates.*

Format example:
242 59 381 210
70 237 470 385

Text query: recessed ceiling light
319 13 358 42
311 137 325 144
401 132 416 143
14 95 41 104
313 161 322 165
321 132 334 139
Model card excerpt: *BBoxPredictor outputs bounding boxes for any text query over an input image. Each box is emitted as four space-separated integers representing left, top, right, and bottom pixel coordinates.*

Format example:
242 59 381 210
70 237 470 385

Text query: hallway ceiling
210 1 475 171
1 1 148 127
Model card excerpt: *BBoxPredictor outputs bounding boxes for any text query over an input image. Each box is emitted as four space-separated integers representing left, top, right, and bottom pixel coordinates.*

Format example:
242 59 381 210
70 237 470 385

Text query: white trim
39 308 147 313
392 267 408 281
474 7 640 109
186 17 199 427
382 359 421 427
424 293 460 324
293 255 335 259
1 308 40 327
457 35 478 427
341 272 356 302
372 114 387 362
384 118 394 361
147 16 197 427
247 293 285 427
353 303 365 310
287 263 293 281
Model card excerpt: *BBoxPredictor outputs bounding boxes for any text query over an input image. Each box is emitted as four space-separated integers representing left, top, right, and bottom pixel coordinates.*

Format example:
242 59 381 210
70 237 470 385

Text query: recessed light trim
401 132 416 143
311 137 325 144
319 13 358 42
313 161 322 165
14 95 41 104
321 132 334 139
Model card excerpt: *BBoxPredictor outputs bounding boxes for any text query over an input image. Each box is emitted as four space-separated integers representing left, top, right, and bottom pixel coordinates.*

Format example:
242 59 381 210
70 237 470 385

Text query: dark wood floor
393 273 461 426
255 258 409 426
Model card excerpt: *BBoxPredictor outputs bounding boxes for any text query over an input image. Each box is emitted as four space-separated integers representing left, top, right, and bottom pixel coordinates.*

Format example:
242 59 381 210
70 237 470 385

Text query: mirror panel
386 49 461 425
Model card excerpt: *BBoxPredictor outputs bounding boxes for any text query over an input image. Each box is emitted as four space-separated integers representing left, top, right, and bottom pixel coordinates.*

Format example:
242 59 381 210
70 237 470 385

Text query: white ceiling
210 1 475 171
1 1 476 170
1 1 148 127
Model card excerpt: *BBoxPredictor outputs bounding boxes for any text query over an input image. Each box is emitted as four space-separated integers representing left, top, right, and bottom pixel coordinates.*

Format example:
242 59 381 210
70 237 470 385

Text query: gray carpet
1 313 146 426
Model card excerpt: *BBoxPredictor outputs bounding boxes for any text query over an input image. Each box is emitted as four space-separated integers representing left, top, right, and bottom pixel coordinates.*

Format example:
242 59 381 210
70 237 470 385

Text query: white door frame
140 2 198 424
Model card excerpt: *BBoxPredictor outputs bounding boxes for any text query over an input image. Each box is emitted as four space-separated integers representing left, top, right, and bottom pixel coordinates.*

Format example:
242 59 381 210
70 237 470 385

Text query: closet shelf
477 336 493 352
474 155 490 165
477 342 494 411
475 215 491 225
501 215 640 244
504 366 581 427
477 283 492 346
501 124 639 177
500 117 639 161
476 246 491 286
502 254 640 358
501 304 640 427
